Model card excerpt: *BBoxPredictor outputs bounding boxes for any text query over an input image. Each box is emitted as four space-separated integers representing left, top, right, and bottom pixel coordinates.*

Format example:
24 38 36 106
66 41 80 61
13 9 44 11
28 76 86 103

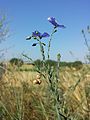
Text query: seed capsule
36 74 41 79
33 79 41 85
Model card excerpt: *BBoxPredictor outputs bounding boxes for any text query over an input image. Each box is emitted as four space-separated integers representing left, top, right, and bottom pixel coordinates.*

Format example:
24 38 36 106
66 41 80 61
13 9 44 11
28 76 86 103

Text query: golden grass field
0 64 90 120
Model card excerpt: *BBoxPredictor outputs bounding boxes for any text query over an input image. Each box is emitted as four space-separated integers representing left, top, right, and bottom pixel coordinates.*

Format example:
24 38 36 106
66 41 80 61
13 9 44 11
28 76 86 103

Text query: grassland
0 63 90 120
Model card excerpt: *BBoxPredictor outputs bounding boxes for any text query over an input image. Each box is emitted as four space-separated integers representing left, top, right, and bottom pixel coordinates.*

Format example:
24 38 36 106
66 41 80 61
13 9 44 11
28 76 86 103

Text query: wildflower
32 31 42 39
26 30 50 40
48 17 66 28
32 31 50 39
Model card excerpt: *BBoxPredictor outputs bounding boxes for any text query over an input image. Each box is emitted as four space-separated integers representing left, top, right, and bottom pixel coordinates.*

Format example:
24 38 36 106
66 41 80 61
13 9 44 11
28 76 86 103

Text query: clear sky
0 0 90 62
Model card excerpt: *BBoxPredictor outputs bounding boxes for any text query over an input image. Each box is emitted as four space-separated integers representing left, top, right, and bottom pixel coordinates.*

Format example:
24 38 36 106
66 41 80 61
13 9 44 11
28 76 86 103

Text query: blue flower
32 31 50 39
48 17 66 28
41 32 50 38
26 30 50 40
32 31 42 38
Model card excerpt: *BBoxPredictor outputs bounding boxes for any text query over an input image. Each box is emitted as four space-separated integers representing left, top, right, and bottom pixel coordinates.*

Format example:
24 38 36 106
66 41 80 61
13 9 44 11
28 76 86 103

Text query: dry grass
59 66 90 119
0 64 90 119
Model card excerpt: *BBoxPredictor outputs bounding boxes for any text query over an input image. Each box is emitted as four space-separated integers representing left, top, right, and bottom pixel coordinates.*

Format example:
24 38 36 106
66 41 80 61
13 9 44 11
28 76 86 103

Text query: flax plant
26 17 66 120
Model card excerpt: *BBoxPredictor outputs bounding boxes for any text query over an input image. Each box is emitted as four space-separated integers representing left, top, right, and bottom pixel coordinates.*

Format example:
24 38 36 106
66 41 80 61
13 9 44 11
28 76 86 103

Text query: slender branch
47 28 57 59
82 30 90 51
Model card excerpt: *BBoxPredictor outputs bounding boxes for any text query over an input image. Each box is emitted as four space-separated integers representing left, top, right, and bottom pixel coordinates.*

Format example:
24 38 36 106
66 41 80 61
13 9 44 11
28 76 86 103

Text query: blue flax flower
26 30 50 40
32 31 50 39
48 17 66 28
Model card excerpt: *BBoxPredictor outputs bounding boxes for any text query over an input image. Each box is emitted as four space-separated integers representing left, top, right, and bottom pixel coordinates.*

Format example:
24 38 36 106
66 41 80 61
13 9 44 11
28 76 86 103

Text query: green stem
82 30 90 51
37 39 45 61
47 28 57 59
0 101 13 120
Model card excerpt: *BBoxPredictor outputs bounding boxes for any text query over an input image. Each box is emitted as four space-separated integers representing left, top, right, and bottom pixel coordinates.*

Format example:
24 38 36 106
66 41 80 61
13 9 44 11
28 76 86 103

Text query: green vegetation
16 60 83 72
9 58 24 67
34 59 83 70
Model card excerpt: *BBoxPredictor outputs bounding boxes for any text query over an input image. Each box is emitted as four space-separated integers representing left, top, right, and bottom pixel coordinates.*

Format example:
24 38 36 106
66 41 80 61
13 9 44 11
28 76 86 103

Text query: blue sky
0 0 90 62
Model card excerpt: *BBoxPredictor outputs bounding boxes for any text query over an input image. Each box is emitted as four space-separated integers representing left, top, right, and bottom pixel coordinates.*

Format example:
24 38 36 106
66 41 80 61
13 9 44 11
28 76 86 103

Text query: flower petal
41 32 50 38
58 25 66 28
48 17 58 27
32 31 42 38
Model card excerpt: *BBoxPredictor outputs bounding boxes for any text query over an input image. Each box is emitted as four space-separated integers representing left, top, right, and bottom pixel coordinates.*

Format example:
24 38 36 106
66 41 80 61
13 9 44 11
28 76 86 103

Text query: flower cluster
26 16 65 42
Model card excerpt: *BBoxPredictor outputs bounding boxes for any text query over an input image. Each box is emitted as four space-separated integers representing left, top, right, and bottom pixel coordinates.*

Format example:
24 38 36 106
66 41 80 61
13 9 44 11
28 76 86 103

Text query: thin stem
57 53 61 82
37 39 45 61
0 101 13 120
47 28 57 59
82 30 90 51
82 30 90 63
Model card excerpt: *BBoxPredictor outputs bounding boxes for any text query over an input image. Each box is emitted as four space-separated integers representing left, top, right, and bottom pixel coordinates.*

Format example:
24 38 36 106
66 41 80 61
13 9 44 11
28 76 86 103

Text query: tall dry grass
0 64 90 120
